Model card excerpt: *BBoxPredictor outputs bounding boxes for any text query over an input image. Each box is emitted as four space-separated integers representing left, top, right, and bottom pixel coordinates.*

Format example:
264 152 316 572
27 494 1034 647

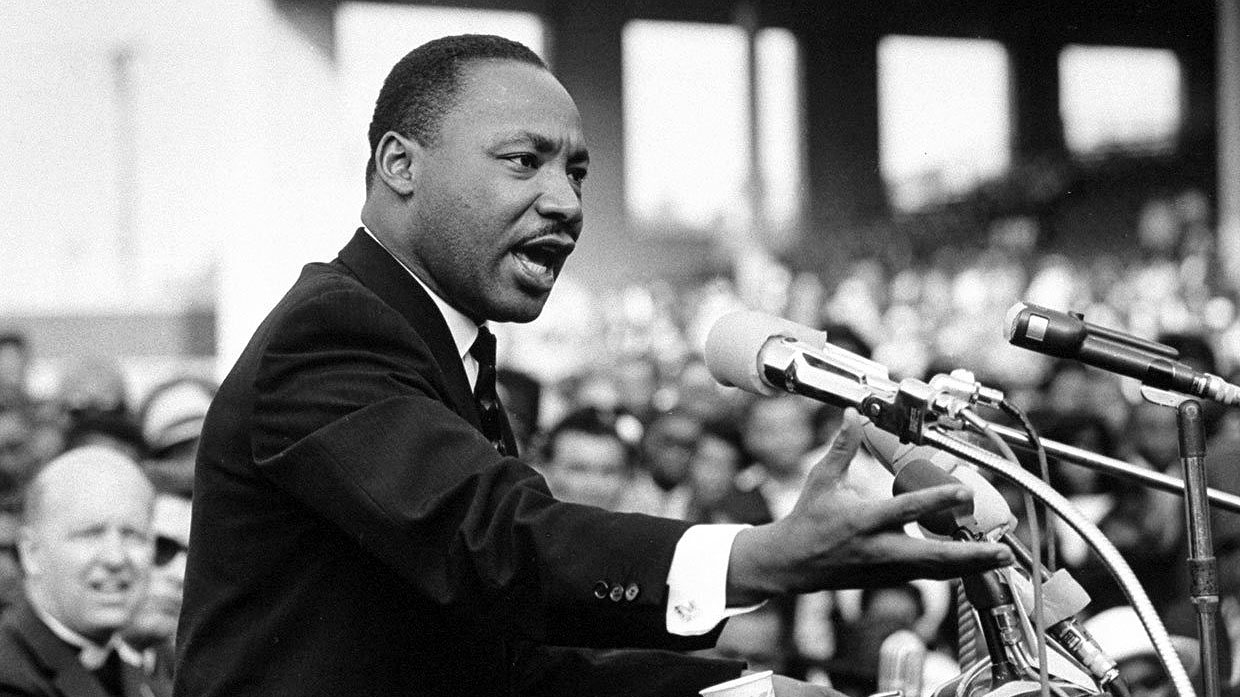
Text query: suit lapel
11 600 113 697
335 229 483 429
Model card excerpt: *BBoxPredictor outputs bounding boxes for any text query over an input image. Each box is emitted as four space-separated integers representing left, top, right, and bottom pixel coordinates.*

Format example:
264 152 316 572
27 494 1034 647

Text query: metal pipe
986 422 1240 515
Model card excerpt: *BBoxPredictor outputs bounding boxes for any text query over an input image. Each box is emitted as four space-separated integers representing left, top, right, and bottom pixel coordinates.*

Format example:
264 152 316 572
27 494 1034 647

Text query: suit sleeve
248 281 718 650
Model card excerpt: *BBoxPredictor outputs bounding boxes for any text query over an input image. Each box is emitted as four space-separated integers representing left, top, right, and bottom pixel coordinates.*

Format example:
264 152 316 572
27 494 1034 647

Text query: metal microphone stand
983 423 1240 516
1140 387 1221 697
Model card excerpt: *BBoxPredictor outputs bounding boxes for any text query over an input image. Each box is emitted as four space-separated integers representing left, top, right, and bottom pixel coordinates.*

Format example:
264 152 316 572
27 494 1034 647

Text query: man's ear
373 131 422 196
17 526 41 577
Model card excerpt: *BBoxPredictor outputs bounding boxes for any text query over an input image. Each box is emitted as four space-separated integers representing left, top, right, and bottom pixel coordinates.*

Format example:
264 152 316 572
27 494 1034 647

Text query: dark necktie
469 327 509 456
94 649 125 697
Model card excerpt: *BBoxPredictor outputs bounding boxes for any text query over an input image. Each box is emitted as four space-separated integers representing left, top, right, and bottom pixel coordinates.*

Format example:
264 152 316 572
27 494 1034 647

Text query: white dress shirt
29 598 145 670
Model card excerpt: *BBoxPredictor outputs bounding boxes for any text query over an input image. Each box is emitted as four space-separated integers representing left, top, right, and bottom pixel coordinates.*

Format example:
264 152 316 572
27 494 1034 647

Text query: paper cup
699 670 775 697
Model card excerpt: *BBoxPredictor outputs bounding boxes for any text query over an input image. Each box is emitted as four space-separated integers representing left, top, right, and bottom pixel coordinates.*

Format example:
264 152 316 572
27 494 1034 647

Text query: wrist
725 524 788 606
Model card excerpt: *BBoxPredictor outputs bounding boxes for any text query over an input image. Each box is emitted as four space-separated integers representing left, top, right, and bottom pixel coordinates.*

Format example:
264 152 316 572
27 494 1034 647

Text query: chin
486 295 550 324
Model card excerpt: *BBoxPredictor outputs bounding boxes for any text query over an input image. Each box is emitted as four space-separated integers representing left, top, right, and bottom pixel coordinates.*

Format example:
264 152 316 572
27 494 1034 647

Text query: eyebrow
499 131 590 166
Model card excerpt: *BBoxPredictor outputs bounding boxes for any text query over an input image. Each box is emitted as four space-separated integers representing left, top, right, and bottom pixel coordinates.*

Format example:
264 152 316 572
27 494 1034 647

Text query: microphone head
889 456 1016 537
876 629 926 697
704 310 828 397
892 459 976 537
1003 301 1030 343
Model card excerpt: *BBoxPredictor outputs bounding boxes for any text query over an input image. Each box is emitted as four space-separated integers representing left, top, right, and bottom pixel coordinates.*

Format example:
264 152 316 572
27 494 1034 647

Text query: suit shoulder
0 611 46 692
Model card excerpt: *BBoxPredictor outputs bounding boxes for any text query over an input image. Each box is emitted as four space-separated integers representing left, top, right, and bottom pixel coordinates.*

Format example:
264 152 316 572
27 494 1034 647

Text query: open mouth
512 235 575 286
87 577 132 597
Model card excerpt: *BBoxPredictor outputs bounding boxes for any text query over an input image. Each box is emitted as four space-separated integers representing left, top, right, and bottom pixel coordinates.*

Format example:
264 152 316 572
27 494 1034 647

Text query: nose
534 170 583 227
97 529 129 568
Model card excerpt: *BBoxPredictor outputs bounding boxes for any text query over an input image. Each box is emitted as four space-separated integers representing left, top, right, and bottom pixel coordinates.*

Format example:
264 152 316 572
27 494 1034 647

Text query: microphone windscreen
893 459 975 537
704 310 827 397
890 458 1017 537
876 629 926 697
949 465 1017 535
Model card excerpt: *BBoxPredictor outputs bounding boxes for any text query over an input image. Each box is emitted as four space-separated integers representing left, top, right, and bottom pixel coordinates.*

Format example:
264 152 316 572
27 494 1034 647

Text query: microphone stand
974 391 1223 697
1140 387 1221 697
983 423 1240 516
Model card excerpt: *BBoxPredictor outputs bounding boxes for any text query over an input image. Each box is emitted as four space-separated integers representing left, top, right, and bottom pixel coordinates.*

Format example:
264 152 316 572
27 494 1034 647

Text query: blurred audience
0 185 1238 692
636 409 702 519
138 377 214 498
0 333 32 411
539 407 660 513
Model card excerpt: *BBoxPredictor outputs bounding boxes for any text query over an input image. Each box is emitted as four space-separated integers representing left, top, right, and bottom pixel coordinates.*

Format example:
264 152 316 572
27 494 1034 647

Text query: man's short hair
0 332 27 352
543 407 634 467
365 34 547 188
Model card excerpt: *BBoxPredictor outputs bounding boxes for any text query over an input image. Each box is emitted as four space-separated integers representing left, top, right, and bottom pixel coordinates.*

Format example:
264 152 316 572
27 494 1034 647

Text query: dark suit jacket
174 230 742 696
0 598 159 697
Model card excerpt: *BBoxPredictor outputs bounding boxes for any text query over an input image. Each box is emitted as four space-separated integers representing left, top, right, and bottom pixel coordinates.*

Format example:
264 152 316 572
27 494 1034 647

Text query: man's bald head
19 446 156 643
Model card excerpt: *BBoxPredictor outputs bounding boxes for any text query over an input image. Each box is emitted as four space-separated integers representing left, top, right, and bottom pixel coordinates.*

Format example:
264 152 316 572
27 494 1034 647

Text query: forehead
441 60 585 144
37 468 151 530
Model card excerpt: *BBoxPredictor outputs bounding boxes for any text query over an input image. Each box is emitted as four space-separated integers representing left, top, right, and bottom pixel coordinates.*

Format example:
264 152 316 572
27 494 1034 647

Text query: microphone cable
960 407 1055 697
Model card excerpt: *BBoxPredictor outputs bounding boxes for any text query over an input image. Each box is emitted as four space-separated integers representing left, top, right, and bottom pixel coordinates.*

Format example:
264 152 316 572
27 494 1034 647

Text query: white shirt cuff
665 524 761 636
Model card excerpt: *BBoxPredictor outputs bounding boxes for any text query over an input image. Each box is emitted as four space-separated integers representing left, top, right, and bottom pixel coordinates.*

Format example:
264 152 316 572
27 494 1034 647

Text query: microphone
893 458 1121 689
890 458 1015 538
704 310 896 405
1005 301 1240 405
877 629 927 697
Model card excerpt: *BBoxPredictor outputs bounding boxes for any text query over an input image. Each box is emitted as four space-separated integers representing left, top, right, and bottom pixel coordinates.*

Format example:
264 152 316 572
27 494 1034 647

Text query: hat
1083 606 1200 676
141 380 214 455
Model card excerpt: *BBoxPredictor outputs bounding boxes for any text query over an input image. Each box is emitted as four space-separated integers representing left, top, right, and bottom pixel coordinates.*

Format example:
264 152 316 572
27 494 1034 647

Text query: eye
568 167 588 186
505 153 539 169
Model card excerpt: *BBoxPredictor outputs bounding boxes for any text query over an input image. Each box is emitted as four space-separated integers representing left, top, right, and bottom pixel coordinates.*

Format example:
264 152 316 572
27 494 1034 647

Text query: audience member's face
20 452 154 643
0 511 21 609
545 431 628 509
1128 401 1180 468
0 410 34 482
642 414 700 491
125 494 191 647
1044 368 1090 414
613 359 657 416
688 434 742 507
744 399 814 476
675 359 730 422
401 60 588 323
0 343 28 393
1118 656 1173 697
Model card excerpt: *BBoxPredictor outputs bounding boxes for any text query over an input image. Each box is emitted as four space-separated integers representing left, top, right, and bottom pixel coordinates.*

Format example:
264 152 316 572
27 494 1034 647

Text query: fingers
865 533 1014 579
804 407 862 485
860 482 973 531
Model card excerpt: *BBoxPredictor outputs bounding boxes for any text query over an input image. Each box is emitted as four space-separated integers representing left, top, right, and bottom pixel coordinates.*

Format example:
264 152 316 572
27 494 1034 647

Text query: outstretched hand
727 409 1013 604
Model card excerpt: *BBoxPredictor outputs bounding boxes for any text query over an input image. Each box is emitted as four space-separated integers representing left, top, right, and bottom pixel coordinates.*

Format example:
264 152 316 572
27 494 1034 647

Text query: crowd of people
0 186 1235 694
0 183 1234 696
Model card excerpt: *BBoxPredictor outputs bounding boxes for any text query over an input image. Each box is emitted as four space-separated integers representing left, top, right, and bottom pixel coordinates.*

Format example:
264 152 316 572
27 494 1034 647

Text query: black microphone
1005 301 1240 405
894 458 1121 689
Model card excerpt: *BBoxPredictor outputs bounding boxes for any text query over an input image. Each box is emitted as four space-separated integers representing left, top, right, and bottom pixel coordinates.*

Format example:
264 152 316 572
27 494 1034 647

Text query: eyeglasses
153 535 187 567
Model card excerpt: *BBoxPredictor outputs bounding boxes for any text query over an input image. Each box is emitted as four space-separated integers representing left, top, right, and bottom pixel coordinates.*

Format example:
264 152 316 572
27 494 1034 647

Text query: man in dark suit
173 35 1011 697
0 446 165 697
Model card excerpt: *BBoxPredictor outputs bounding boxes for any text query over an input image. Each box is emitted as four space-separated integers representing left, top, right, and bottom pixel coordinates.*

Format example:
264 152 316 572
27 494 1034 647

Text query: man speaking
173 35 1011 697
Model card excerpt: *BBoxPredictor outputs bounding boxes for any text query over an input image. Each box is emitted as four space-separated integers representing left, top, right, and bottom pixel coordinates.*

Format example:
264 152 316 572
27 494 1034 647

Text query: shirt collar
361 227 481 362
29 597 144 670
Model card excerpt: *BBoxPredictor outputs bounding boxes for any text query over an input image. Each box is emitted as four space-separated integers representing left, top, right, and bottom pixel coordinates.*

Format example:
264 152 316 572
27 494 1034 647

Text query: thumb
805 407 862 486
